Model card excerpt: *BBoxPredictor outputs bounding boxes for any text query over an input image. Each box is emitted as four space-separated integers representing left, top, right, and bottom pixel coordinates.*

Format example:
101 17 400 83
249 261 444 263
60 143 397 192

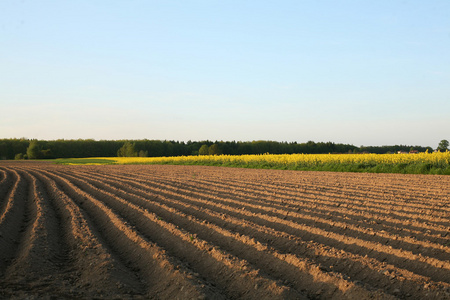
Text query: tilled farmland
0 162 449 299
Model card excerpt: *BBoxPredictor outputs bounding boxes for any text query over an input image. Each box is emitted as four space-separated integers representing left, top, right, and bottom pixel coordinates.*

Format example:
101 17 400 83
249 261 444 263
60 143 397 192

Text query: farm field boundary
55 152 450 175
0 161 449 299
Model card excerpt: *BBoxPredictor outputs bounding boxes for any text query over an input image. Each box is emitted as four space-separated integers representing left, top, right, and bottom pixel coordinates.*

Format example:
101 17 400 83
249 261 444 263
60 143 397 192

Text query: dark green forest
0 138 434 160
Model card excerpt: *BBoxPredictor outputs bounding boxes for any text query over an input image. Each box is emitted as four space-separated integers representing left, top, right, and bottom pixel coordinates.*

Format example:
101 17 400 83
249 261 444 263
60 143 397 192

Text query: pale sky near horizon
1 1 449 147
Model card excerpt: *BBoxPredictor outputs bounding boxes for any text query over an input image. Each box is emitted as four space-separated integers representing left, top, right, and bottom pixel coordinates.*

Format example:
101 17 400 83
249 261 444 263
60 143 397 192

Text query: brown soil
0 161 449 299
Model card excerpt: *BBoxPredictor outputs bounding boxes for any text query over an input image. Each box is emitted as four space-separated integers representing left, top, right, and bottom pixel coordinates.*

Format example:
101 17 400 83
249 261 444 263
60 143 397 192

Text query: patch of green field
55 158 118 165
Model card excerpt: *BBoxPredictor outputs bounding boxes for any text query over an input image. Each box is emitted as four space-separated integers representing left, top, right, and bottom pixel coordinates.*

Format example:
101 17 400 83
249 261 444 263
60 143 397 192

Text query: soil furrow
24 169 149 298
87 170 450 283
3 170 66 282
0 168 30 276
1 162 449 299
104 168 450 238
163 173 450 217
157 175 450 227
75 168 450 258
69 169 445 299
125 167 450 217
71 168 450 269
0 168 15 217
0 168 7 188
71 168 450 297
67 169 393 298
39 168 222 300
54 169 310 299
200 169 450 200
95 169 449 251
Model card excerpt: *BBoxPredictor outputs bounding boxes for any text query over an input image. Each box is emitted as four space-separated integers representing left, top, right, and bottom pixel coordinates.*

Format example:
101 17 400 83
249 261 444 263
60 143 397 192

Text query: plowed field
0 161 449 299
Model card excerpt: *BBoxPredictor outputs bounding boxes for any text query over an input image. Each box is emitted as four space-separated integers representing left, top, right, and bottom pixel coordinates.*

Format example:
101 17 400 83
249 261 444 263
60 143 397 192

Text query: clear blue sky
1 1 449 147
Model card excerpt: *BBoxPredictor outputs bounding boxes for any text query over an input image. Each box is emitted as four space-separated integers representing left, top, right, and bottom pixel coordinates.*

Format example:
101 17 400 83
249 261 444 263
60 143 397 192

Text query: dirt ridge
64 168 448 299
0 162 449 299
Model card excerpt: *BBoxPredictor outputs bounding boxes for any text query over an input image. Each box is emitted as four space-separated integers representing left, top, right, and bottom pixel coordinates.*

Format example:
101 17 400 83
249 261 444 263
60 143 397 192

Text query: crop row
0 163 449 299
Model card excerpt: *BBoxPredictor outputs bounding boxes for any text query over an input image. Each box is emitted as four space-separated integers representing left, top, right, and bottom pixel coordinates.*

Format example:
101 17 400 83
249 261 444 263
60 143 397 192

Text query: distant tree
117 142 138 157
27 140 42 159
14 153 24 160
198 144 209 155
208 144 221 155
138 150 148 157
437 139 449 152
41 149 54 159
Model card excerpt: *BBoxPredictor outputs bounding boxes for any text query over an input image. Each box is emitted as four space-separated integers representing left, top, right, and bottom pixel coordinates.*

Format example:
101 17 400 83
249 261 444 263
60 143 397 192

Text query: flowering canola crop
61 151 450 174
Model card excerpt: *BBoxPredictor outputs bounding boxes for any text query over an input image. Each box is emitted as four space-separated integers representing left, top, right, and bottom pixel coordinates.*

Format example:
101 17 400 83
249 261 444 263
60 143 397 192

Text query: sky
1 1 449 147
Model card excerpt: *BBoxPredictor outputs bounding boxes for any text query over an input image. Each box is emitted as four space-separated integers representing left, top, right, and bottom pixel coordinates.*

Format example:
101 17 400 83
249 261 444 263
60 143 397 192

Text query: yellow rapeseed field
63 151 450 174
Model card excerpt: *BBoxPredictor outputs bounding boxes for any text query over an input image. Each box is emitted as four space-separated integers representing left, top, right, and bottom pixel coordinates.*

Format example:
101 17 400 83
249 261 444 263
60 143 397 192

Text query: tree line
0 138 439 160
